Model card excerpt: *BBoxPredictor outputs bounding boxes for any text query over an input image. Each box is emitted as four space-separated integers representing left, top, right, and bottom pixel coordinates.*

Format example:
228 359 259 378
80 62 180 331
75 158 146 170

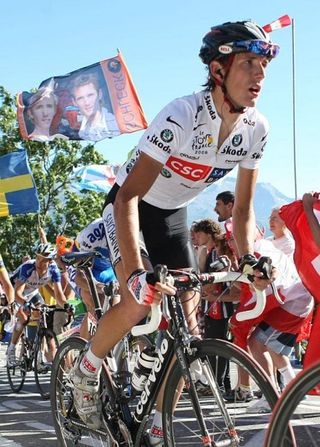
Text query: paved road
1 340 319 447
0 343 57 446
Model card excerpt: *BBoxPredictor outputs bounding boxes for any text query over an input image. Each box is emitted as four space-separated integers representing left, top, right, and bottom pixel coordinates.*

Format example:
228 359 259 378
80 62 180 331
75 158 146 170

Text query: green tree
0 86 108 271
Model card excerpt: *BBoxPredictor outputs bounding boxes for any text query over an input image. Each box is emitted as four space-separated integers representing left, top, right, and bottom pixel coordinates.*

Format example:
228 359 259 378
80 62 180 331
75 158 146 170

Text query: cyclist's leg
7 306 29 365
71 256 150 429
138 204 199 445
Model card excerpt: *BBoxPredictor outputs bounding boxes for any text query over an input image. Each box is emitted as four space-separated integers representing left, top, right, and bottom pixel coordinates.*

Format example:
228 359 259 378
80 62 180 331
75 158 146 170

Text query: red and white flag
280 197 320 368
263 15 292 33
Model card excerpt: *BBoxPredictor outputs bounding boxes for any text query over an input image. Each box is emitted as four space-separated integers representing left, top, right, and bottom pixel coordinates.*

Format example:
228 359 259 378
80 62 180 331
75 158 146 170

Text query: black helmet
199 20 278 65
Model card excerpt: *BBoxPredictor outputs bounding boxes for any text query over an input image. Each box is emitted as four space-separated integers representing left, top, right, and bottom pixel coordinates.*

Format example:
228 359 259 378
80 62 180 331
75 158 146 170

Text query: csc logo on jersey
166 156 211 181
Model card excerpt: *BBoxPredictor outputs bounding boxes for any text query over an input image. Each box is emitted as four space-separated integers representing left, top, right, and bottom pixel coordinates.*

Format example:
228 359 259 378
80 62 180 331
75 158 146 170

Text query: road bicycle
50 251 288 446
6 303 72 399
263 306 320 446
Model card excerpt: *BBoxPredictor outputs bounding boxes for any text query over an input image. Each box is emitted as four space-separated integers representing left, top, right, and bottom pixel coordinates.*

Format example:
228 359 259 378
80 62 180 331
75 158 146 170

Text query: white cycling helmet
35 242 57 259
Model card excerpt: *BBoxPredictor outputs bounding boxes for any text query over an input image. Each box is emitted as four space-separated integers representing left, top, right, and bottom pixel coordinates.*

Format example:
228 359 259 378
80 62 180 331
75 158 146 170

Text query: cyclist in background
6 243 67 366
57 217 117 340
72 19 279 443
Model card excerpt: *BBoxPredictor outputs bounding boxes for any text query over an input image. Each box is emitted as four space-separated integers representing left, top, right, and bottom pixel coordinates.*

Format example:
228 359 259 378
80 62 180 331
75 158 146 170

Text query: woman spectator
267 207 295 257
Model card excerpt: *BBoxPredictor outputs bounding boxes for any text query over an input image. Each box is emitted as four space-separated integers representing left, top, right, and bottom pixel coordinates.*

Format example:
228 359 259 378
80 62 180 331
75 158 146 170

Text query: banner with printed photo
17 52 148 143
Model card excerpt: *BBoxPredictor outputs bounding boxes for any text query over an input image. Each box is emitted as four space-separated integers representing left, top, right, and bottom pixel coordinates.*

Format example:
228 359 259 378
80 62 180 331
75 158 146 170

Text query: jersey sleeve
239 112 269 170
17 263 32 283
49 263 61 283
136 97 195 165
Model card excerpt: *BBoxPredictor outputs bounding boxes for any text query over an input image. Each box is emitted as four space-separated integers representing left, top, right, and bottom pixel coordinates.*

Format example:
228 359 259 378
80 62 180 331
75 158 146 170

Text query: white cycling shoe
70 358 102 430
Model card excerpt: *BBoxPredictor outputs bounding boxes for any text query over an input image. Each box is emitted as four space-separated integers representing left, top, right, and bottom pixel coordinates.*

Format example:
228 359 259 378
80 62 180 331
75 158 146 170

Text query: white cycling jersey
116 90 269 209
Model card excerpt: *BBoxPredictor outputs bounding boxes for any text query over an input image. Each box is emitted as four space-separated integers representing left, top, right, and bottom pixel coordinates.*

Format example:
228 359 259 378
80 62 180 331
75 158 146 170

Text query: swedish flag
0 150 40 217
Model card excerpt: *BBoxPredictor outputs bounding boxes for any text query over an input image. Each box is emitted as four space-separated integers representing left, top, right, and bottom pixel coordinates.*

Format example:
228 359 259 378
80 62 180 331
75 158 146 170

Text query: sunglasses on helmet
219 40 280 58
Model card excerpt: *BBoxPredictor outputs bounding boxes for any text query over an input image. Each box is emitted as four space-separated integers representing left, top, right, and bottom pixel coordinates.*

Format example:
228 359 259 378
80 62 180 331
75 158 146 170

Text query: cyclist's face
224 53 269 108
36 254 51 268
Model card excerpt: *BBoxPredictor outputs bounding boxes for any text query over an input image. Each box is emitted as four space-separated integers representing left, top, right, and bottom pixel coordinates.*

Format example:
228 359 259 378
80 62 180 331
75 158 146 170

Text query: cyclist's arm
52 281 67 308
232 166 258 257
0 266 14 305
14 280 27 306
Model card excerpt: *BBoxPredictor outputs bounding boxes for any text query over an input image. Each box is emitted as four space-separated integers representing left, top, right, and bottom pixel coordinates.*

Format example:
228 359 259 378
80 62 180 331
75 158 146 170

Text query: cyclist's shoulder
242 107 269 133
18 260 36 276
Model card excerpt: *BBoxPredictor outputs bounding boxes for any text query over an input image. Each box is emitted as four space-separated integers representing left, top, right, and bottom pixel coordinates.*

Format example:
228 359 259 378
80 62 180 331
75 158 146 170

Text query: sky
1 0 319 199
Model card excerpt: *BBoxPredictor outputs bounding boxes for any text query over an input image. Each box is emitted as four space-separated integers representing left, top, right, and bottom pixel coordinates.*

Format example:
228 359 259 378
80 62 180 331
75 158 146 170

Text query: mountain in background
187 177 294 235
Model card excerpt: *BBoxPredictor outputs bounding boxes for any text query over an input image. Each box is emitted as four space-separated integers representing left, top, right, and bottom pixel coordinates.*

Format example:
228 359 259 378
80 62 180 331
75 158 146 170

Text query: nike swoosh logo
166 116 183 130
193 123 206 131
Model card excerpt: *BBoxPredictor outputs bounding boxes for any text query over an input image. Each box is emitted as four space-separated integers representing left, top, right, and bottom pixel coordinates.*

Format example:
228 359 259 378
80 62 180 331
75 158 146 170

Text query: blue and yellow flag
0 150 40 217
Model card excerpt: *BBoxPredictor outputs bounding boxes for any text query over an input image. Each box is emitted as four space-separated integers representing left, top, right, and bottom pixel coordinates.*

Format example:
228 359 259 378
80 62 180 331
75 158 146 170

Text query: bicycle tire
34 329 58 400
264 361 320 447
50 336 117 447
6 338 27 393
162 338 289 446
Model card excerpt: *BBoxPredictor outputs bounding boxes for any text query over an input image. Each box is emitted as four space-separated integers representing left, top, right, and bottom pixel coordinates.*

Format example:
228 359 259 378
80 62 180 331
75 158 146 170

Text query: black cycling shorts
103 184 197 270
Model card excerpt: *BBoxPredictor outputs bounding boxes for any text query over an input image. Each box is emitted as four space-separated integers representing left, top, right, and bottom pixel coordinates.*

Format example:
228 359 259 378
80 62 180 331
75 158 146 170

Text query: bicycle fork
178 343 239 447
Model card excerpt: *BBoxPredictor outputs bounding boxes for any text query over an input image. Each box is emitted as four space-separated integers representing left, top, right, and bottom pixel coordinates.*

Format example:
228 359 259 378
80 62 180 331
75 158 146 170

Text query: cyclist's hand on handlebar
127 269 176 306
239 254 277 291
64 302 75 314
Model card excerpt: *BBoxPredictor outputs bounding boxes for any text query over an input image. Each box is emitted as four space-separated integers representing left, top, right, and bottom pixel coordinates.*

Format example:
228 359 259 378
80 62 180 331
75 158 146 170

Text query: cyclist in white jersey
7 243 67 366
72 20 279 438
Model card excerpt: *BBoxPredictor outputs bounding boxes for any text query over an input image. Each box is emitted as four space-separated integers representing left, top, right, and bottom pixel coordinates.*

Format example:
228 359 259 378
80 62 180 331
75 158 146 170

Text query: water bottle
131 346 157 393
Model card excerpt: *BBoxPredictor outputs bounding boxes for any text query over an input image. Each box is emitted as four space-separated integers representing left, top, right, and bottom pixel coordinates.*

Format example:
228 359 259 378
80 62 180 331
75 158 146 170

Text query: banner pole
292 18 298 199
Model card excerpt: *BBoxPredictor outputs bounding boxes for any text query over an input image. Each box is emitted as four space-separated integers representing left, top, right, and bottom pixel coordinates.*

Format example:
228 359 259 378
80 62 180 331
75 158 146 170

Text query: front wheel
7 338 27 393
265 361 320 447
50 336 118 447
34 329 59 399
163 338 289 446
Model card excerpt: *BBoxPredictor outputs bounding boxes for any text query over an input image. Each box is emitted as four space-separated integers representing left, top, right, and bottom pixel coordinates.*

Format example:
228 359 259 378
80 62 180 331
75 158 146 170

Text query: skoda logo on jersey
205 167 232 184
232 134 242 147
160 129 174 143
161 168 172 178
147 134 171 153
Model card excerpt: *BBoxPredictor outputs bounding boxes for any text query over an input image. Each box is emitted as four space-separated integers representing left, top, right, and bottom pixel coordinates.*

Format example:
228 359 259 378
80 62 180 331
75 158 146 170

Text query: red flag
280 198 320 369
280 199 320 303
263 15 292 33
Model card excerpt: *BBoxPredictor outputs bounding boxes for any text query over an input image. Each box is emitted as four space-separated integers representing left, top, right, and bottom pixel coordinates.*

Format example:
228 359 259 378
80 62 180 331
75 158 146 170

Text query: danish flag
263 15 292 33
280 197 320 369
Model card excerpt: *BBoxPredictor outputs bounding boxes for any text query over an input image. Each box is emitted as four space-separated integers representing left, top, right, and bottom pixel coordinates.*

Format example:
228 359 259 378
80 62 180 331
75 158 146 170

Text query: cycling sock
239 384 251 392
149 410 163 443
278 365 296 387
80 347 103 377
